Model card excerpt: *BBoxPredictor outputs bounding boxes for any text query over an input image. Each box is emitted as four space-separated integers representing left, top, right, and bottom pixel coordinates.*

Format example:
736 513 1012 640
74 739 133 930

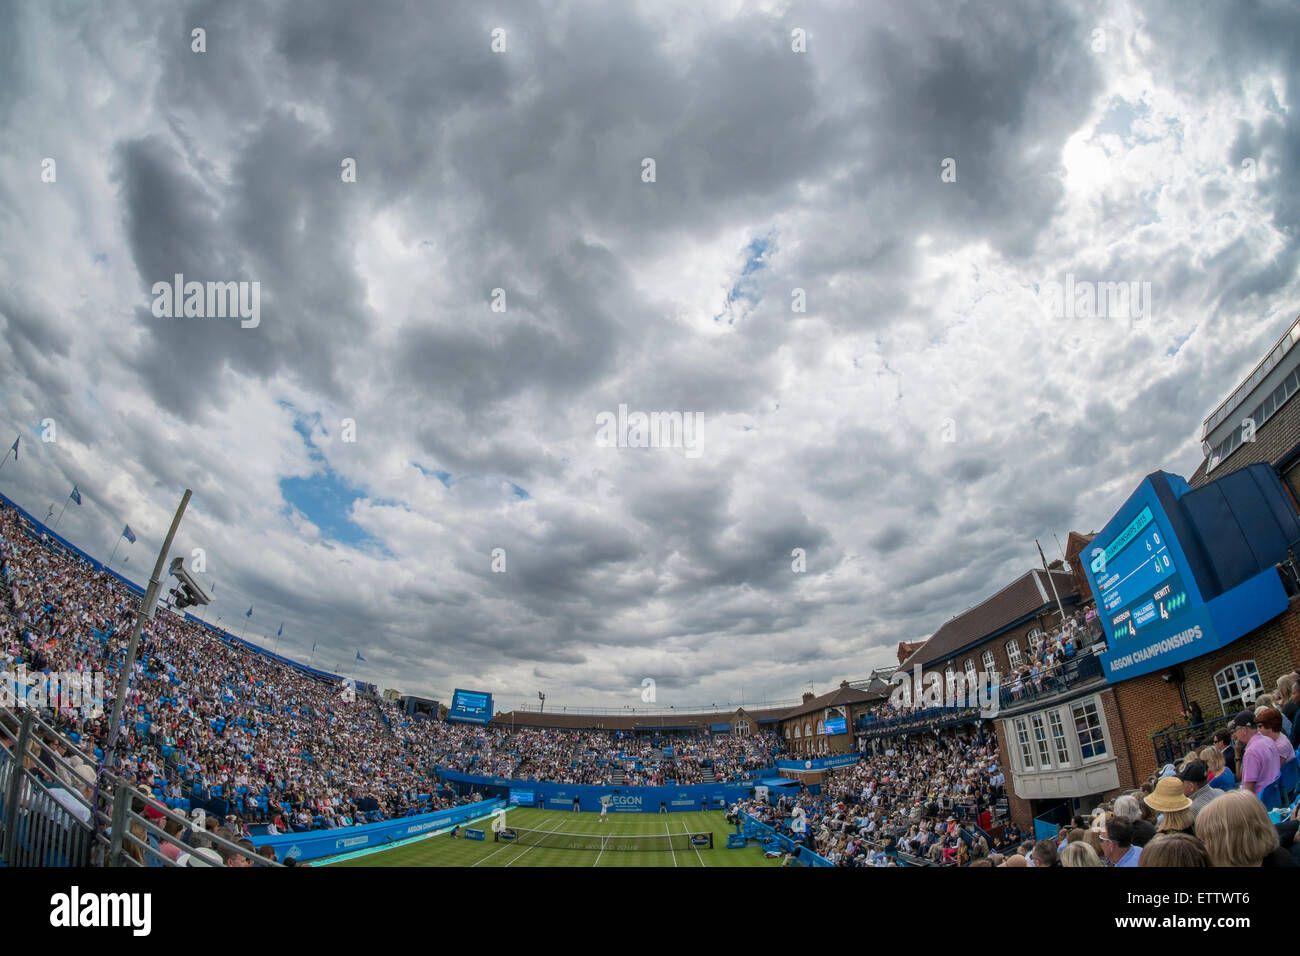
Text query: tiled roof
778 682 885 722
901 569 1077 670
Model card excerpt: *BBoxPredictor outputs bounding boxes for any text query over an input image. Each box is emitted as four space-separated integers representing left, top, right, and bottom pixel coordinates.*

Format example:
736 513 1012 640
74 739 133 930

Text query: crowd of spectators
734 726 1002 866
412 723 780 786
0 502 782 839
8 495 1300 869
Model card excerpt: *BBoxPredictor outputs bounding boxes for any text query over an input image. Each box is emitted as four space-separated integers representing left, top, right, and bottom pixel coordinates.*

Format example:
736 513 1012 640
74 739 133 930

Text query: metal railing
0 703 279 868
1151 716 1230 771
996 650 1105 710
855 708 983 739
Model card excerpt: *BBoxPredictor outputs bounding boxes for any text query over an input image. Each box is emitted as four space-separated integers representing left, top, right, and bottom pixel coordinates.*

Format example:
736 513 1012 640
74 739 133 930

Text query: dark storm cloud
2 0 1297 705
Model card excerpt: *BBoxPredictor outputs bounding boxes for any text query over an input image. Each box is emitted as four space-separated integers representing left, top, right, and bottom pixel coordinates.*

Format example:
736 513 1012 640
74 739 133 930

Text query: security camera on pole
102 490 204 849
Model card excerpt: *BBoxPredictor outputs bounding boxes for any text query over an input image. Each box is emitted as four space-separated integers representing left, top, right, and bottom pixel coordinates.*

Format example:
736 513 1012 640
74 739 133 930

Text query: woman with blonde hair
1059 842 1103 867
1199 745 1235 791
1083 811 1108 859
1195 790 1294 867
1144 777 1196 836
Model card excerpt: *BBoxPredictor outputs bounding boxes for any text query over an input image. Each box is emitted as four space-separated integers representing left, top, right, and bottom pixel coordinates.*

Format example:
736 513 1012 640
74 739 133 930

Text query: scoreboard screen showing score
447 688 493 724
1089 503 1193 643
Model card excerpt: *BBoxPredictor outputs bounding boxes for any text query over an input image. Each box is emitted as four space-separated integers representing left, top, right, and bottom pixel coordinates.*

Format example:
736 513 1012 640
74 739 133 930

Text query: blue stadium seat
1258 779 1283 811
1279 757 1299 803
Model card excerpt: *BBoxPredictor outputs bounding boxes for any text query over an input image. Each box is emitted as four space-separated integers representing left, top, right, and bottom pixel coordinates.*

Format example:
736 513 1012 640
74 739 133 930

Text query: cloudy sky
1 0 1297 712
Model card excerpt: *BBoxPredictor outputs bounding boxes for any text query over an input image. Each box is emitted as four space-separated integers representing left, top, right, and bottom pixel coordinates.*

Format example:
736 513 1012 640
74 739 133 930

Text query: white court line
681 818 706 867
665 820 678 867
471 815 555 867
504 818 568 867
593 833 608 867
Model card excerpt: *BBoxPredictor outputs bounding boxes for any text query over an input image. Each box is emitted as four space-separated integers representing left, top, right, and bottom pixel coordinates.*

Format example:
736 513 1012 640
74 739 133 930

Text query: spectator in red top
1256 707 1296 768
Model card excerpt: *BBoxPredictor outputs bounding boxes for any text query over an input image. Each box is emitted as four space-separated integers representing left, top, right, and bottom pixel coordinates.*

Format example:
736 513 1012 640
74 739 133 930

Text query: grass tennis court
323 808 783 867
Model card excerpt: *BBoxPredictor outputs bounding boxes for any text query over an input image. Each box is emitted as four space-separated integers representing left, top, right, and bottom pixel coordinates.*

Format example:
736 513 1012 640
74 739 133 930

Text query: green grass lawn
322 808 783 868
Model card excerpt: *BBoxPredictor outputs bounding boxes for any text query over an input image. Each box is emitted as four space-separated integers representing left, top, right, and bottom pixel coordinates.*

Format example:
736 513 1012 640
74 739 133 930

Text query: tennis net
500 827 713 852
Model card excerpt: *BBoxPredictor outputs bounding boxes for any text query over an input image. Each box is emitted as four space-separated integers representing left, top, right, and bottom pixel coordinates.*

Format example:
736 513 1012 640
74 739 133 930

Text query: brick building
1097 314 1300 788
882 565 1138 830
778 681 881 757
896 566 1081 705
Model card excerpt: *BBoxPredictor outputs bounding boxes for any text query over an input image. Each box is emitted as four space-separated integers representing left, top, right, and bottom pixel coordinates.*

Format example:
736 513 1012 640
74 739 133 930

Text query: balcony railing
997 651 1104 711
1151 717 1230 770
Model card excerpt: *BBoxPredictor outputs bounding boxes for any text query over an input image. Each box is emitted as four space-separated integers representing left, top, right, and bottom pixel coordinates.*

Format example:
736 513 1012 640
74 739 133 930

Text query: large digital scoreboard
447 688 493 724
1082 469 1292 682
1090 504 1194 644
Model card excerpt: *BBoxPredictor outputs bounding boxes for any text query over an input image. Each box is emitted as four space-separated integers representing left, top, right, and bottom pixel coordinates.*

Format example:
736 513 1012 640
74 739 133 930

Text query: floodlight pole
106 489 191 755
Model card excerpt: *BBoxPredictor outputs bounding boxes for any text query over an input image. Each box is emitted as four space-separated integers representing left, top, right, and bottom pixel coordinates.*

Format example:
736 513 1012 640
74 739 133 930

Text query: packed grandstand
4 491 1299 869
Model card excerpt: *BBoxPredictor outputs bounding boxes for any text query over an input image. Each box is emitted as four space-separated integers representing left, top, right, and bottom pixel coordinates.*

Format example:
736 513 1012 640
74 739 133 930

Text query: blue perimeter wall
251 798 504 862
437 769 766 812
740 812 833 867
776 753 859 772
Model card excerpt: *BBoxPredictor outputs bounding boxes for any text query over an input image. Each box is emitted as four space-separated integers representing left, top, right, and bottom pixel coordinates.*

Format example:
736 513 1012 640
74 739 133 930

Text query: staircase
611 767 627 785
373 699 399 740
700 766 717 784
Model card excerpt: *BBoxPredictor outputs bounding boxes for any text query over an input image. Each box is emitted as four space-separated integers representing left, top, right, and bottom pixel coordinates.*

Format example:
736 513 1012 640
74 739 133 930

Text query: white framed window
1030 713 1052 768
1214 661 1263 714
1006 639 1022 669
1072 700 1107 760
804 722 812 738
816 719 824 736
1026 628 1043 652
965 659 977 685
1047 709 1071 766
1013 717 1034 770
793 725 800 739
981 650 996 676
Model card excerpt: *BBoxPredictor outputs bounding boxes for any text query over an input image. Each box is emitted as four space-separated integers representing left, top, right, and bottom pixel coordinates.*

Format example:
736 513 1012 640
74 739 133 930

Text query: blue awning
710 723 730 731
755 777 799 789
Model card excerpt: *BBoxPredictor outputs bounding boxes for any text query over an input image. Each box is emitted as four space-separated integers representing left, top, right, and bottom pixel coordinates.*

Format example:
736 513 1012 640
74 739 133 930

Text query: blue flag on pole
277 622 283 637
122 525 136 543
10 435 18 461
246 606 253 618
69 486 82 505
355 651 366 662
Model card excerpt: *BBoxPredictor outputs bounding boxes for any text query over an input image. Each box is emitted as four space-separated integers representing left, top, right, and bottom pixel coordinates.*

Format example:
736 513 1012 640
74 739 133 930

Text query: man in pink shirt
1231 710 1280 795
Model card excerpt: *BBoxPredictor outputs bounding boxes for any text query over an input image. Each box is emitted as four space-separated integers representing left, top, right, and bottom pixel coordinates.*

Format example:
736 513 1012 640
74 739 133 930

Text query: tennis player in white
599 795 610 823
